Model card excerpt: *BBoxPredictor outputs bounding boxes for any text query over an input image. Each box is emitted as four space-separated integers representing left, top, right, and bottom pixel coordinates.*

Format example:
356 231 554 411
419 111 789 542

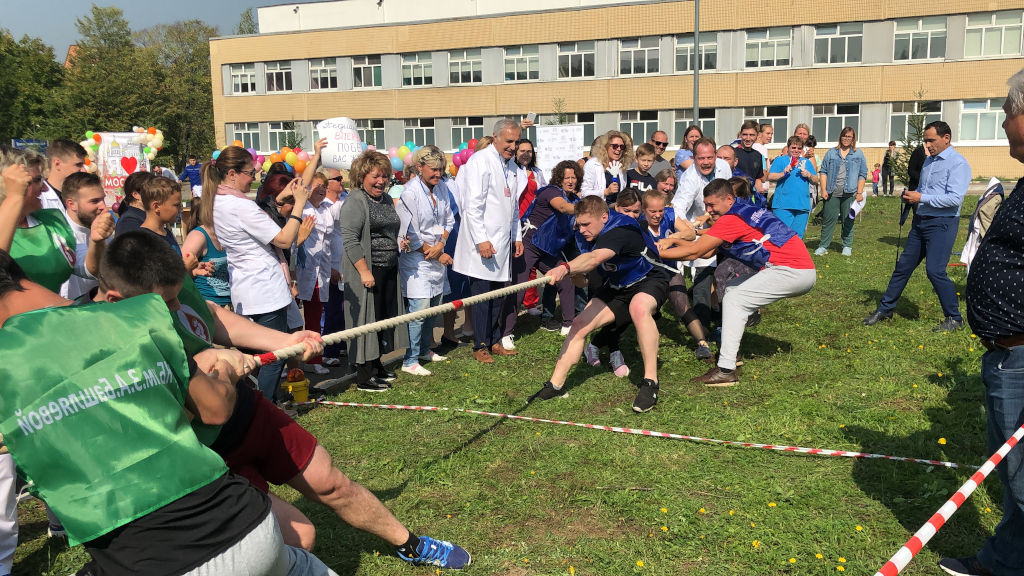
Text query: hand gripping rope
253 274 555 367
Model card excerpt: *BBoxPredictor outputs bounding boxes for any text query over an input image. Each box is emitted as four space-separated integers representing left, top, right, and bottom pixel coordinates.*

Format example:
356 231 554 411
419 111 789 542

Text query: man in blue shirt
864 121 971 332
178 155 202 192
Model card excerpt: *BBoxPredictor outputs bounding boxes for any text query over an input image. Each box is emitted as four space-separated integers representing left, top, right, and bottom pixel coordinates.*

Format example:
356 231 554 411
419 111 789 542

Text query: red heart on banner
120 156 138 174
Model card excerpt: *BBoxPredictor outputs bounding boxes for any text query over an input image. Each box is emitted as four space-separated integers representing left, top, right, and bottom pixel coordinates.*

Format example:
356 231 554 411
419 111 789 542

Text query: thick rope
255 274 555 366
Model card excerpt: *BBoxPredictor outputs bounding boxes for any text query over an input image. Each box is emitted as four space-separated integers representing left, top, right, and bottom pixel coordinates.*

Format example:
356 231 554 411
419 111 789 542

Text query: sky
0 0 327 60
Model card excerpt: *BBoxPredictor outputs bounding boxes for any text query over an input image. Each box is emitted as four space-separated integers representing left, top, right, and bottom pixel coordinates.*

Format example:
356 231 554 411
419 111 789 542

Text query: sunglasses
329 176 344 183
608 143 625 150
240 168 258 177
652 140 668 147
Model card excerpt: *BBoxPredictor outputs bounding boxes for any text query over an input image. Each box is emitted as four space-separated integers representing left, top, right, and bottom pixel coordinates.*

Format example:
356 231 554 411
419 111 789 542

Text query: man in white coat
671 137 732 333
453 119 524 363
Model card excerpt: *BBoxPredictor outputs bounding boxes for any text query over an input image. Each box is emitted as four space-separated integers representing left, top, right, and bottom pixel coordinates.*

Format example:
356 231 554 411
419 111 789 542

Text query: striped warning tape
304 400 974 470
873 422 1024 576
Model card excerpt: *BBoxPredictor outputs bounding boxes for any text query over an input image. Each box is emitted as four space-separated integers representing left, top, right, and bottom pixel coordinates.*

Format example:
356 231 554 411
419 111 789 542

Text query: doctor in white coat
452 119 524 363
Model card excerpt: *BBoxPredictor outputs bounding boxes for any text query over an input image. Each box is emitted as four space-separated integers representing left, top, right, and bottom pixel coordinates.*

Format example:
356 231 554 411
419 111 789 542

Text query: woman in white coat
580 130 634 204
295 173 337 374
451 119 524 363
396 146 455 376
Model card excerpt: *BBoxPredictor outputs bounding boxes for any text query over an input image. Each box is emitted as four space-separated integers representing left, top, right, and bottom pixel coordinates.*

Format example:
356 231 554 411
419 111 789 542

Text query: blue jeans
878 215 961 320
978 345 1024 574
404 294 442 366
247 306 290 402
772 208 809 239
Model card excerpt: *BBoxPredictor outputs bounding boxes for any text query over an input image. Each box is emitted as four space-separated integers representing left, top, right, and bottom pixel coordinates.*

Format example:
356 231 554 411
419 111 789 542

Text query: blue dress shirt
917 146 971 217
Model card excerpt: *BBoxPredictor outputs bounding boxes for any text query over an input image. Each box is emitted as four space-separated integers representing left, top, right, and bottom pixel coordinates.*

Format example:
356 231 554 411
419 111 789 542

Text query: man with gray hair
452 119 524 363
939 67 1024 576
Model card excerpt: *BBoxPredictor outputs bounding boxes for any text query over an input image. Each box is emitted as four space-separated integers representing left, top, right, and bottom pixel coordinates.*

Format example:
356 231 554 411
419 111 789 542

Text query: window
231 123 260 151
557 41 595 79
512 115 537 142
673 109 716 142
743 106 789 143
265 61 292 92
404 119 435 146
504 45 540 82
745 28 791 68
890 101 942 141
451 117 484 145
309 58 337 91
965 11 1023 58
675 35 717 72
449 49 482 85
812 104 860 143
814 24 863 64
353 55 382 88
267 122 298 152
961 99 1007 141
619 111 659 141
620 37 660 76
894 17 946 60
355 119 386 147
402 53 433 87
230 64 256 94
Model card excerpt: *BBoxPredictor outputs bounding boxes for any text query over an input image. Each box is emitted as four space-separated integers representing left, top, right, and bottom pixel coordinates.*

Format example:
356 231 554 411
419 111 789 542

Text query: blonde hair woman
580 130 635 204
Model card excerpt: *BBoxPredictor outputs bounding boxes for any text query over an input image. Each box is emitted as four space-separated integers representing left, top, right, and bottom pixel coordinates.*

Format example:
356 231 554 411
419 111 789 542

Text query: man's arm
546 247 616 284
185 350 241 425
207 302 323 361
658 233 724 261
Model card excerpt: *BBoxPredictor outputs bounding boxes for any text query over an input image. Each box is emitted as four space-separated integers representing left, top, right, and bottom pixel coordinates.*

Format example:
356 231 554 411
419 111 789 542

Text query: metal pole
693 0 700 130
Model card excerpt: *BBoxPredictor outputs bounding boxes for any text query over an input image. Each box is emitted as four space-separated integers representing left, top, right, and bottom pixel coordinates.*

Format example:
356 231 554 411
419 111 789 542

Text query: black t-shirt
210 381 258 456
113 206 145 237
625 169 657 194
967 177 1024 340
527 186 566 234
592 226 671 282
140 226 181 255
735 147 765 181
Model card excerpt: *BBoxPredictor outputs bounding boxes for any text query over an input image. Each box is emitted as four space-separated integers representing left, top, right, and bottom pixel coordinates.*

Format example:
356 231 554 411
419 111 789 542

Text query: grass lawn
16 196 1004 575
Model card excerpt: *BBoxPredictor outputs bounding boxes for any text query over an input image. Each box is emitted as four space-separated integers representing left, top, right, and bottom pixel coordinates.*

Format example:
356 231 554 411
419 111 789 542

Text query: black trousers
355 264 398 384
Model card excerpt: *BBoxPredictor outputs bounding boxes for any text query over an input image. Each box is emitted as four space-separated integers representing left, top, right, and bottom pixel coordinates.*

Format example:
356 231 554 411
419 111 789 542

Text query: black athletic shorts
592 270 670 329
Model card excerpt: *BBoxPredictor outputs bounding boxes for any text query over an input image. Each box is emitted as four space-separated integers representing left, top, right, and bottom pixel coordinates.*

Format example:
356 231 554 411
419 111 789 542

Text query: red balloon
467 138 478 150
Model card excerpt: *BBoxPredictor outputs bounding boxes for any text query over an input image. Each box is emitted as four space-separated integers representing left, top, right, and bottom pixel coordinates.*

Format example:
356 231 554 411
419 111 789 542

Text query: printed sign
97 132 149 206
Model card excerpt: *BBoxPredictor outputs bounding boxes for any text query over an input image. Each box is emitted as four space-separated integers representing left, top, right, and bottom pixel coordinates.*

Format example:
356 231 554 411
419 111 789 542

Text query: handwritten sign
536 124 585 182
316 117 363 170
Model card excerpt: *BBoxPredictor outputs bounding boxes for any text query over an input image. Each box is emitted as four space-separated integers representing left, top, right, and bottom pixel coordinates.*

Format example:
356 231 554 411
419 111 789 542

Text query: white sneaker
610 350 630 378
322 357 342 367
560 325 571 336
401 364 432 376
303 363 329 375
419 351 447 363
501 335 516 350
584 343 600 366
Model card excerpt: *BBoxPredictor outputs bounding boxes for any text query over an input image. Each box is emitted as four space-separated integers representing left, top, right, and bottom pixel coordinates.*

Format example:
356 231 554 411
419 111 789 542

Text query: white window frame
745 28 791 69
404 119 436 147
402 52 433 87
231 122 260 151
812 104 860 144
451 117 484 146
352 55 383 89
675 35 717 72
619 111 659 141
673 109 716 143
355 119 386 148
890 101 942 142
743 106 789 144
267 122 298 153
894 17 947 61
960 98 1008 142
265 61 293 93
230 63 256 94
965 11 1023 58
504 45 540 82
448 49 483 85
814 24 863 65
308 58 337 91
557 41 596 79
619 37 661 76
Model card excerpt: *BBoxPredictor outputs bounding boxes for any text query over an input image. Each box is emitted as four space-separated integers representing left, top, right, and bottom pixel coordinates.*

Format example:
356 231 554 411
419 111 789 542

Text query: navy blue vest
576 211 654 288
526 186 579 258
723 201 797 269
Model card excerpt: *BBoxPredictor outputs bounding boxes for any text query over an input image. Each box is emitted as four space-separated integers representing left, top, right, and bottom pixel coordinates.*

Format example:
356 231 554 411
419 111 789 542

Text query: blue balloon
211 150 221 160
284 162 294 174
459 142 468 151
405 141 415 149
361 142 368 150
390 156 403 171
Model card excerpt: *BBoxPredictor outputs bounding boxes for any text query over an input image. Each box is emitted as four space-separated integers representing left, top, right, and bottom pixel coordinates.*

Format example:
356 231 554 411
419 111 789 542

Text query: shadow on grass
845 355 992 560
859 289 921 320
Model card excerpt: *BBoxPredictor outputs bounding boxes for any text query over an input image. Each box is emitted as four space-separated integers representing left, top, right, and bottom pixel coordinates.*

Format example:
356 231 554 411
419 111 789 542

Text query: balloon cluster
449 138 480 176
383 141 425 173
78 126 165 173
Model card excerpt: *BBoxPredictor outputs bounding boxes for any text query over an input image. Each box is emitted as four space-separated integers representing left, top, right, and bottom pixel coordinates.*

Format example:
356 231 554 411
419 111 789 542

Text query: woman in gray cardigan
339 151 409 391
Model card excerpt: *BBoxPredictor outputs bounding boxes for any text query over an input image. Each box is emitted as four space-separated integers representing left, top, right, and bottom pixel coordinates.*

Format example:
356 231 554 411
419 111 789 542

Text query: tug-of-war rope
249 273 1011 576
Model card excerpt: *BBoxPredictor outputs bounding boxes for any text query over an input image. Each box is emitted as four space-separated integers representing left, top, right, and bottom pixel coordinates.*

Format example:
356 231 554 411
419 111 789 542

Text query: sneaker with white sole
401 364 432 376
584 343 600 366
397 535 471 569
632 379 659 413
560 325 571 336
419 351 447 363
610 350 630 378
304 363 329 375
500 335 515 350
322 357 342 367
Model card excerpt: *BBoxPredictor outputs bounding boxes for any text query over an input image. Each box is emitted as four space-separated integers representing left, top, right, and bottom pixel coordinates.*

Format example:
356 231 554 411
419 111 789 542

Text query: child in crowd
871 163 881 197
626 143 658 194
139 175 203 274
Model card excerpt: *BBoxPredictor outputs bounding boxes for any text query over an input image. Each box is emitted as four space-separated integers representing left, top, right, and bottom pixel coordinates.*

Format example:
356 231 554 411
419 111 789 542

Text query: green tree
0 30 64 141
234 8 258 35
891 89 930 188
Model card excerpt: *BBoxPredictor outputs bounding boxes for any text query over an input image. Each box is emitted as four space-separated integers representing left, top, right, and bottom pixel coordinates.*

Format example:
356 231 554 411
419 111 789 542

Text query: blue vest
527 186 579 258
723 201 797 269
443 181 459 257
576 211 654 289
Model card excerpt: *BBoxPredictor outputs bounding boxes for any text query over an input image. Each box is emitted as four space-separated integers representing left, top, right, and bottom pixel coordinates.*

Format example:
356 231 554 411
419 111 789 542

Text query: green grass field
16 195 1004 575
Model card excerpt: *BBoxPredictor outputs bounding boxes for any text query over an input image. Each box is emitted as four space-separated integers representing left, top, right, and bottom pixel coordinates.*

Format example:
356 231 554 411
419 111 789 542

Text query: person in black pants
881 141 897 196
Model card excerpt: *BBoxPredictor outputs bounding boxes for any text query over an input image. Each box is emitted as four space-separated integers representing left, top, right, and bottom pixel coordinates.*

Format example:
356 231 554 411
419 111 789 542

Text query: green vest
173 276 223 446
11 209 76 293
0 295 227 546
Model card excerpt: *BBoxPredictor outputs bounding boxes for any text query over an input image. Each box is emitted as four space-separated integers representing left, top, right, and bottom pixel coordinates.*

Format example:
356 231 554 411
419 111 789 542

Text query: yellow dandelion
918 345 924 349
970 347 975 352
839 557 846 563
938 438 947 445
768 502 777 507
752 540 760 548
855 525 863 531
637 560 644 567
530 470 535 475
446 514 452 518
729 510 735 515
661 507 668 513
536 432 540 435
839 424 845 428
661 526 668 532
750 522 756 527
570 567 575 576
985 507 992 513
816 553 824 559
790 558 796 563
523 558 529 563
971 334 977 338
698 507 706 514
913 384 918 388
938 372 943 377
837 567 845 572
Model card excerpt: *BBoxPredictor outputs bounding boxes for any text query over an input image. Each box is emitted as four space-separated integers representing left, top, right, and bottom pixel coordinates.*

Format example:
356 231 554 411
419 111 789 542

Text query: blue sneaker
397 535 471 569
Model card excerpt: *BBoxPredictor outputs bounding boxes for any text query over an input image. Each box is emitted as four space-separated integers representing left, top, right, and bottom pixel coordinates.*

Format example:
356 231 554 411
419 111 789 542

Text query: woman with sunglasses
580 130 635 205
209 145 310 402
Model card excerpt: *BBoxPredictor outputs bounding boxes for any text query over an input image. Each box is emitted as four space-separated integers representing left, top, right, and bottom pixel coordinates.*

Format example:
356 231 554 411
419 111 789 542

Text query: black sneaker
378 369 397 382
746 309 762 328
694 342 713 361
938 556 994 576
357 377 390 392
531 381 567 401
632 379 659 413
933 316 966 333
540 317 562 332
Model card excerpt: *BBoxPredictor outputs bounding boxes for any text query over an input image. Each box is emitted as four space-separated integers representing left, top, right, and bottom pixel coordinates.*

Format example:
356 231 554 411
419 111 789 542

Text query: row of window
228 10 1024 93
228 99 1007 153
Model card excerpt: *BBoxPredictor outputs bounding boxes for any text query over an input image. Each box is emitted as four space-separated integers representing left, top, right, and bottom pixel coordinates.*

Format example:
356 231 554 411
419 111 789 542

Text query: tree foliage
235 8 258 35
891 89 930 188
0 30 64 142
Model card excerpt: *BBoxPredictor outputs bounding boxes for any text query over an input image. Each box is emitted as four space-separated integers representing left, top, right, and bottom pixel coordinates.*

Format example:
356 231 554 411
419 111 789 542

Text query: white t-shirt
213 194 292 316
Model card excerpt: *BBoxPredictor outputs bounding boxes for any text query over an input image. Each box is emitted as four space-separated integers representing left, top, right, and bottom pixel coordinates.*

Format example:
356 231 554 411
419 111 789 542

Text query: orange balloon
269 153 282 164
84 157 91 165
147 126 157 135
231 139 243 147
280 147 292 157
293 159 307 173
92 133 101 143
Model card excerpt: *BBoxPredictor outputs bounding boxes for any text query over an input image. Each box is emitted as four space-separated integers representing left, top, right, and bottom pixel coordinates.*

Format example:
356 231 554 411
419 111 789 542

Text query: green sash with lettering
172 276 223 446
0 295 227 546
11 209 76 293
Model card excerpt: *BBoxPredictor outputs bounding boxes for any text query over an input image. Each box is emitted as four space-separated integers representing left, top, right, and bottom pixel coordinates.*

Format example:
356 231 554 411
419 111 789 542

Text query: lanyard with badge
418 178 443 238
502 161 516 199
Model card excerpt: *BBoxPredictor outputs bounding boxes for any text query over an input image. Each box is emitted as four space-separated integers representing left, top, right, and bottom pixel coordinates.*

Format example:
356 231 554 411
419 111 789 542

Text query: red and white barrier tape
305 400 974 470
873 422 1024 576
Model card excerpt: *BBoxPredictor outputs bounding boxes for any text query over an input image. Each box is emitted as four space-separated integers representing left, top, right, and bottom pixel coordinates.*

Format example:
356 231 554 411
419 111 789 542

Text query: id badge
504 186 511 197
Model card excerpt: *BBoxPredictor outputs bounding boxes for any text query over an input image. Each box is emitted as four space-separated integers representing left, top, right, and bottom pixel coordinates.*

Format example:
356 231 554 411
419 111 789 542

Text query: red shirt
706 214 815 270
518 172 538 218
